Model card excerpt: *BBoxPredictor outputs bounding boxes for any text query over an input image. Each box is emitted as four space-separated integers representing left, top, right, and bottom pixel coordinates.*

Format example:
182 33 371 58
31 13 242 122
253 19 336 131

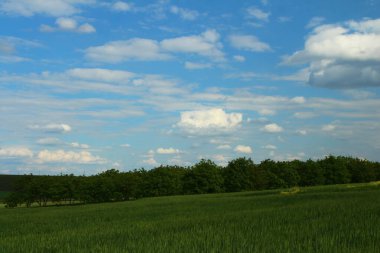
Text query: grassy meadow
1 183 380 253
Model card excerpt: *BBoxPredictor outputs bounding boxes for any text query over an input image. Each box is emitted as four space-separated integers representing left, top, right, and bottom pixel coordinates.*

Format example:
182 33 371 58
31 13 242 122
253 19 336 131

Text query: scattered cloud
0 0 94 17
120 144 131 148
67 68 135 82
177 108 242 134
296 129 308 136
85 29 224 63
30 123 72 133
263 144 277 150
161 29 224 61
37 149 104 164
37 137 62 146
246 7 270 22
111 1 132 12
41 17 95 33
322 124 336 132
156 147 181 154
70 142 89 149
261 123 283 133
284 18 380 88
306 16 325 29
293 112 316 119
184 61 212 70
170 5 199 20
233 55 246 62
234 145 253 154
85 38 171 63
0 147 33 158
217 144 231 150
229 35 271 52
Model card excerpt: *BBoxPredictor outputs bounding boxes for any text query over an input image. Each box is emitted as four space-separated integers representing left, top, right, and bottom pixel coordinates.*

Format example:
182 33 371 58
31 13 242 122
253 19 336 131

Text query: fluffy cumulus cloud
177 108 242 134
234 145 252 154
229 35 271 52
0 147 33 158
37 150 104 164
285 18 380 88
40 17 95 33
156 147 181 154
261 123 283 133
30 123 72 133
0 0 94 17
85 30 224 63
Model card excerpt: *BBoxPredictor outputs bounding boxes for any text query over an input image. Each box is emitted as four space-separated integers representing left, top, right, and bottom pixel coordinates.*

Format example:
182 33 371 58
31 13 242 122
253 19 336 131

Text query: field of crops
1 183 379 253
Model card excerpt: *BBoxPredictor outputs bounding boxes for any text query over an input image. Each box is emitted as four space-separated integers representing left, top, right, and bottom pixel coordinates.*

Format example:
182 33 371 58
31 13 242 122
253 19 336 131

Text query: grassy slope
0 183 380 253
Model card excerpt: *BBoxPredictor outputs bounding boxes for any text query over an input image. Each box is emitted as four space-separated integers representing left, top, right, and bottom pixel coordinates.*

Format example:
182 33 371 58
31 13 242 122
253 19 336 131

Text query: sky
0 0 380 175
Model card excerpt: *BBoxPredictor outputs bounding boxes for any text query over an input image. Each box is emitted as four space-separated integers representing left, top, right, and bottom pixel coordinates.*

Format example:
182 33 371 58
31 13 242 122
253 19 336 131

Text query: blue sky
0 0 380 175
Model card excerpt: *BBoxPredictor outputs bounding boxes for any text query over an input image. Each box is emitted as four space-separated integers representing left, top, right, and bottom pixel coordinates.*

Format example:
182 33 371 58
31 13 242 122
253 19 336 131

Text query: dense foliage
4 156 380 207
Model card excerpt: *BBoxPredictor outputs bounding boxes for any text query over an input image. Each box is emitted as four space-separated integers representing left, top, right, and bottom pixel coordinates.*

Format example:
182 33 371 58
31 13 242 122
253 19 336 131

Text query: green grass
1 183 380 253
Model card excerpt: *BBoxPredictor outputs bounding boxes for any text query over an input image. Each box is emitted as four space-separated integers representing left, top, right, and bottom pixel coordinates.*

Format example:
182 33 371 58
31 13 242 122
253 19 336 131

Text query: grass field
1 183 380 253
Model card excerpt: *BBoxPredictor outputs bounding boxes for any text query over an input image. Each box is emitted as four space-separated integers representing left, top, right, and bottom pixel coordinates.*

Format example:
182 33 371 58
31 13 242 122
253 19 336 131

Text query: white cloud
120 144 131 148
0 36 40 63
111 1 131 12
85 38 171 63
229 35 271 52
291 96 306 104
37 137 61 145
37 149 104 164
261 123 283 133
161 29 224 61
258 108 276 116
293 112 316 119
156 147 181 154
85 30 224 63
322 124 336 132
67 68 134 82
296 129 308 136
30 123 72 133
41 17 95 33
56 17 77 30
170 5 199 20
184 61 212 70
177 108 242 133
0 147 33 158
70 142 89 149
306 16 325 29
285 18 380 88
77 23 96 33
246 7 270 22
143 157 158 166
233 55 246 62
263 144 277 150
234 145 253 154
0 0 94 17
217 144 231 150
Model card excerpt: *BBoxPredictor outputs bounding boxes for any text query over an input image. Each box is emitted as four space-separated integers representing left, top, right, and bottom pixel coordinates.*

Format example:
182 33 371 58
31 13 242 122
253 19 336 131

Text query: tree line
4 155 380 208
